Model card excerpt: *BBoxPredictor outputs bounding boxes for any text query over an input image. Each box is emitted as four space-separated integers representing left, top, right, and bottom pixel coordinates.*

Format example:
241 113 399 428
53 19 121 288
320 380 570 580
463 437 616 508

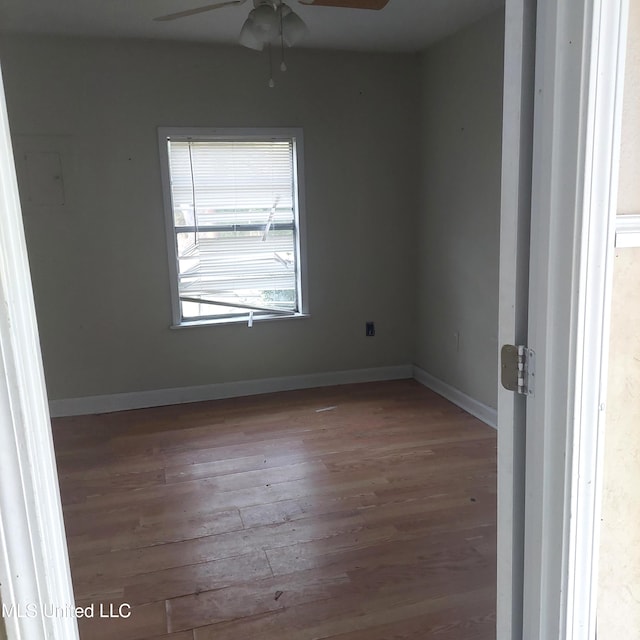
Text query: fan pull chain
280 8 287 71
268 43 275 88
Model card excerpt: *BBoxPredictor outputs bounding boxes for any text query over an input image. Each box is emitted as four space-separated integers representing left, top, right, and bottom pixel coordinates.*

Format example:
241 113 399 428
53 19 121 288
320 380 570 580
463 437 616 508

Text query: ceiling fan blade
153 0 246 22
298 0 389 9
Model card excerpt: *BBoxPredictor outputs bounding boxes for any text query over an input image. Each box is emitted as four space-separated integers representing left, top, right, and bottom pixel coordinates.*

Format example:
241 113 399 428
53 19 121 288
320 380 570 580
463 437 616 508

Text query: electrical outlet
366 321 375 337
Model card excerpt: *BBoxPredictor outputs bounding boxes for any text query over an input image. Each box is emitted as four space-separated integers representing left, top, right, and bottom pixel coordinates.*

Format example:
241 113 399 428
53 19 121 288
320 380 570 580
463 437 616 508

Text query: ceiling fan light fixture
239 2 308 51
280 6 308 46
250 4 280 34
239 18 265 50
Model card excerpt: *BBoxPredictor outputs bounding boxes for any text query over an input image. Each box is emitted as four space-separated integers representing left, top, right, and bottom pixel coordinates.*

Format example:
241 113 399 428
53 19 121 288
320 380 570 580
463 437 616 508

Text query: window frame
158 127 308 328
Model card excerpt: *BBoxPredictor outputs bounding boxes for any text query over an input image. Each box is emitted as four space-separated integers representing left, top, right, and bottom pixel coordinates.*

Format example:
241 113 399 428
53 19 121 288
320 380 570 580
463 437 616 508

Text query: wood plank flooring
52 380 497 640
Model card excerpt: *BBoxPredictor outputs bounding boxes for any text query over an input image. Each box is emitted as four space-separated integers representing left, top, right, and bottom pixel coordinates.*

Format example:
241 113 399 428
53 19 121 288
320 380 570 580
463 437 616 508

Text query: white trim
156 126 309 327
50 364 499 431
412 366 497 429
614 213 640 247
0 64 79 639
49 365 414 417
170 311 310 329
565 1 627 637
523 0 627 637
158 128 184 325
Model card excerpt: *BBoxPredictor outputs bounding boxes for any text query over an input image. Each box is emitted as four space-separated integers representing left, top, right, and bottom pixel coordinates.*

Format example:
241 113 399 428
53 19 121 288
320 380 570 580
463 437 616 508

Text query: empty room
0 0 505 638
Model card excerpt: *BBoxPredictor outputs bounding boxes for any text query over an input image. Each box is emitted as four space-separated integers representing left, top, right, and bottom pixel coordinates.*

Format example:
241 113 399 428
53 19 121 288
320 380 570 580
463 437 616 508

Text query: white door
496 0 536 637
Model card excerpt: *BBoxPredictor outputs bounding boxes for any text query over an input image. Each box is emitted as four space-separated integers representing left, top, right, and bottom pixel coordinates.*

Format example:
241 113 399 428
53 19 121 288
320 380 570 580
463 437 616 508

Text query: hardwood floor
52 380 497 640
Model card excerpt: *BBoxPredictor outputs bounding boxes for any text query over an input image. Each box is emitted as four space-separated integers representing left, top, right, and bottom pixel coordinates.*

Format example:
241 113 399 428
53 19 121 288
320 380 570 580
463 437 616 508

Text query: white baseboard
49 364 498 427
49 365 414 417
412 366 498 429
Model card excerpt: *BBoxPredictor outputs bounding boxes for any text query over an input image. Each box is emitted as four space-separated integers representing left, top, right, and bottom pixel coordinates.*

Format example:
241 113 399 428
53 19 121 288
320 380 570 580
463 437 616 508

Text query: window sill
170 312 310 330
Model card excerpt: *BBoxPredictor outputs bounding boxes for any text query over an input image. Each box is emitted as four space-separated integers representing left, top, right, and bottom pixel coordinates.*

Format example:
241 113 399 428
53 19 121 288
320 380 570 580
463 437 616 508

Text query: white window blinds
165 137 301 321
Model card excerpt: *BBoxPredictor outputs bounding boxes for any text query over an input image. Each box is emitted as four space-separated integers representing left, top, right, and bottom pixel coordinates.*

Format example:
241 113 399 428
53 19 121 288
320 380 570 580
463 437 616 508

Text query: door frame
0 62 79 640
519 0 628 638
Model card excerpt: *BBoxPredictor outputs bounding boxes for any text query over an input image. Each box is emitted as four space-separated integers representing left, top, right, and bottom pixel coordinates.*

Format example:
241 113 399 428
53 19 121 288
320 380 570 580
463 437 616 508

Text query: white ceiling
0 0 504 53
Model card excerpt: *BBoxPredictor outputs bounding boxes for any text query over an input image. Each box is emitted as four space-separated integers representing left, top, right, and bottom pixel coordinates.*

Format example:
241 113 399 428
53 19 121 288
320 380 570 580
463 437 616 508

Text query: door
496 0 536 637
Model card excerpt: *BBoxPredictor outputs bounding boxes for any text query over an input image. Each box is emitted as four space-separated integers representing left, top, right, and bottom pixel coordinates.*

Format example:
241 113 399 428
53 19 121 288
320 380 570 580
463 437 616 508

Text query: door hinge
501 344 535 396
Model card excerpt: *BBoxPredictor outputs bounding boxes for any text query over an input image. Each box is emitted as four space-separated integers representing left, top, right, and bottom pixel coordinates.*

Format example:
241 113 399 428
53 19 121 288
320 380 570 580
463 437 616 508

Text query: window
158 128 307 326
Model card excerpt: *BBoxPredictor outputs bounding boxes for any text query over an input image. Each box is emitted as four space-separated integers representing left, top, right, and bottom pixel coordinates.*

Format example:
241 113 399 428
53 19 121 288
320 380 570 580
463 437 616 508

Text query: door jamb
522 0 628 638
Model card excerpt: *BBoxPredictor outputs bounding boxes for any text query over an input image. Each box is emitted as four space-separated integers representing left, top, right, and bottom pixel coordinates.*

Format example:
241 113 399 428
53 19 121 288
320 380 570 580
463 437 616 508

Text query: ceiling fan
154 0 390 51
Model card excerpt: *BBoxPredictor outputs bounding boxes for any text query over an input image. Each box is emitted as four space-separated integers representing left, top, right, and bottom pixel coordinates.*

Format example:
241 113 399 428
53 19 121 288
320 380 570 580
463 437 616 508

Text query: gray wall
1 13 505 408
415 10 504 409
0 36 420 400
